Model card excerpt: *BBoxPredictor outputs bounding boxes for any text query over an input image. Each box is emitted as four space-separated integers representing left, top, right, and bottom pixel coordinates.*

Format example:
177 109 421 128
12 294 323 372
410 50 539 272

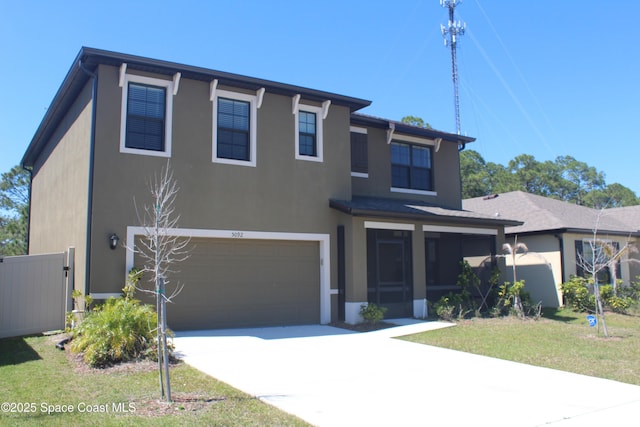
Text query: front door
367 229 413 318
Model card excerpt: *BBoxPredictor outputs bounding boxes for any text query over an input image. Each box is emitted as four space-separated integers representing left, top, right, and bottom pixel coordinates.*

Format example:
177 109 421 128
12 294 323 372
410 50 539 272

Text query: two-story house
21 48 519 329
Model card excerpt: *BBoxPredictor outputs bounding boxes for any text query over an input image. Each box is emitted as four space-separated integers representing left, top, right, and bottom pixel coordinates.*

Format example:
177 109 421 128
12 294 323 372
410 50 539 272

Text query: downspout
21 165 33 254
554 234 565 304
79 59 98 298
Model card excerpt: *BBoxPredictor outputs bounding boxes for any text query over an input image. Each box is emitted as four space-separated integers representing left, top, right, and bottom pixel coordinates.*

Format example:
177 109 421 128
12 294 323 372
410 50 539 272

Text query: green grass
401 308 640 386
0 334 309 426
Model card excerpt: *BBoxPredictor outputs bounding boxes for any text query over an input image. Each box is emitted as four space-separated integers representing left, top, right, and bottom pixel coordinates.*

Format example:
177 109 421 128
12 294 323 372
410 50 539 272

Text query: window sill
351 172 369 178
390 187 437 197
213 157 256 167
120 147 171 158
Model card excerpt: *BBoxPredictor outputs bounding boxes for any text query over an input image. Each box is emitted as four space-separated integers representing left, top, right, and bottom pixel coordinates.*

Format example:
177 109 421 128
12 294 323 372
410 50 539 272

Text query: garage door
159 238 320 330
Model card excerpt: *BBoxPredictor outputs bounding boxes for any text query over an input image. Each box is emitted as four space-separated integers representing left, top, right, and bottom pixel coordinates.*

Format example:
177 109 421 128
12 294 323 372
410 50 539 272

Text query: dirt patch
49 333 222 415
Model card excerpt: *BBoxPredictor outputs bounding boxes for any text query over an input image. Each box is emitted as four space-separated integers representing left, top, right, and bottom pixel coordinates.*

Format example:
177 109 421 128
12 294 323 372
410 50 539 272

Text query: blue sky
2 0 639 194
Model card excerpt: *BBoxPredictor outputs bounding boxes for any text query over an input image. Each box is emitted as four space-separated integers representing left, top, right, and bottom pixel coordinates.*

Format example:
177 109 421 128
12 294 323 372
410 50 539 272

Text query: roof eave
22 47 373 168
329 200 522 228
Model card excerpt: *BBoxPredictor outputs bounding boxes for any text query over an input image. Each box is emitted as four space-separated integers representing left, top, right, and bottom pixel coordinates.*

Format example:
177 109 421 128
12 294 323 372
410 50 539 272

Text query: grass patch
401 308 640 386
0 334 309 426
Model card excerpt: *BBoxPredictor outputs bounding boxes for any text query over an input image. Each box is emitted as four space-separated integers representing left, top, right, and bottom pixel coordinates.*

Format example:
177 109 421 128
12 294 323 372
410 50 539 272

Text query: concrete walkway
173 320 640 426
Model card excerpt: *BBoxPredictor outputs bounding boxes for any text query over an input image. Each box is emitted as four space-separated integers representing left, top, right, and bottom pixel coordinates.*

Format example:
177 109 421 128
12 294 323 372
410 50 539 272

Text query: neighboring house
21 47 518 330
607 205 640 280
463 191 640 307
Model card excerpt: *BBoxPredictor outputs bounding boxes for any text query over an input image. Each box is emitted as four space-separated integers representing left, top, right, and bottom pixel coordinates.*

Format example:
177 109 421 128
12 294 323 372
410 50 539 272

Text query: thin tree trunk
161 292 171 402
594 282 609 337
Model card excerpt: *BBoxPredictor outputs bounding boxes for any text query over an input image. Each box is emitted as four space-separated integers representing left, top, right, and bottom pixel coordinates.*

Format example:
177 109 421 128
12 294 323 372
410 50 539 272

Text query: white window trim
212 89 258 167
119 74 174 158
295 104 324 162
423 224 497 235
364 221 415 231
391 187 438 197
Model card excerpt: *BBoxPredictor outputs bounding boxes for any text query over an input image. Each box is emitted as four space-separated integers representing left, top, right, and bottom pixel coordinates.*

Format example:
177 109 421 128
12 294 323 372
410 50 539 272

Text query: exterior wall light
109 233 119 250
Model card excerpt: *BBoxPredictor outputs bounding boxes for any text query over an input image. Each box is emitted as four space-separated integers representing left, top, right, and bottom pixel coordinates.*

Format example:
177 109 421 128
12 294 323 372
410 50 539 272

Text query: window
575 240 621 284
350 128 368 176
295 104 323 162
120 74 174 157
298 111 317 156
391 142 433 193
217 98 250 161
213 90 257 167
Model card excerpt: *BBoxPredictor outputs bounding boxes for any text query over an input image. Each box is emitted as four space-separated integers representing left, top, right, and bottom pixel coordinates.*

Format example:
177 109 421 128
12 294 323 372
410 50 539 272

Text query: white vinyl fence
0 249 73 339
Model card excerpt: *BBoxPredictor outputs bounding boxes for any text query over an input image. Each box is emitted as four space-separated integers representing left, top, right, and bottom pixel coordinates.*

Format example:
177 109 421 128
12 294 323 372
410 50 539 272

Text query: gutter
78 59 98 298
20 165 33 254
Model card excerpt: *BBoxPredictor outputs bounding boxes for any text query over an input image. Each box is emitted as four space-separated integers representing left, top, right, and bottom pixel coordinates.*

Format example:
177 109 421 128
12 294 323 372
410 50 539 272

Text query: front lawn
0 333 309 426
401 308 640 386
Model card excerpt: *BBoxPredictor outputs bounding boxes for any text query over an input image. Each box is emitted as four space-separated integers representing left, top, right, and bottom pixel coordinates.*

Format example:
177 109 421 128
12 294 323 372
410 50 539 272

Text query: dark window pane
126 83 165 151
217 97 250 161
298 111 317 157
412 146 431 168
391 143 410 165
391 142 433 190
350 132 368 173
411 167 430 190
392 165 410 188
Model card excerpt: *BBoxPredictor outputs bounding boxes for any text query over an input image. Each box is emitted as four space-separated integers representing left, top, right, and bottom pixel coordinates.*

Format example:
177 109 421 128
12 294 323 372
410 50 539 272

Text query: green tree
401 115 432 129
556 155 606 205
583 183 639 208
0 165 30 256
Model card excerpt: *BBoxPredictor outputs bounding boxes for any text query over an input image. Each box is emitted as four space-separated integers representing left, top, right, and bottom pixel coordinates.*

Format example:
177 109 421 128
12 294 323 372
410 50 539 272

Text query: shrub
359 303 387 324
71 297 157 368
561 276 640 314
434 292 473 321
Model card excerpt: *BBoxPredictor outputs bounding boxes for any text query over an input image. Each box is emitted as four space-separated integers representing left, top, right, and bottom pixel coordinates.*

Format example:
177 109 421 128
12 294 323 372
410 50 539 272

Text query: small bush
71 297 157 368
561 276 640 314
360 303 387 324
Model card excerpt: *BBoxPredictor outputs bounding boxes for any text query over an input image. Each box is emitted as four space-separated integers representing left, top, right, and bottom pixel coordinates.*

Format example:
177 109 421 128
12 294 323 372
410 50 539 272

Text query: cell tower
440 0 466 136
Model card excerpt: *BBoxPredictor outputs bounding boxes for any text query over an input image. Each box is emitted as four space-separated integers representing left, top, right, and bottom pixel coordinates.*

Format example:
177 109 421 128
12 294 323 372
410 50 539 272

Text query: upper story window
391 142 434 194
350 127 368 177
213 89 257 167
294 103 324 162
120 74 174 157
298 111 317 156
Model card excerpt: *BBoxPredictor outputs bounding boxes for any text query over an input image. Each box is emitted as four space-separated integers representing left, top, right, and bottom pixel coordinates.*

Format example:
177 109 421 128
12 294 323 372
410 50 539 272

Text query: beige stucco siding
563 231 635 285
502 234 563 307
28 81 92 293
88 65 352 294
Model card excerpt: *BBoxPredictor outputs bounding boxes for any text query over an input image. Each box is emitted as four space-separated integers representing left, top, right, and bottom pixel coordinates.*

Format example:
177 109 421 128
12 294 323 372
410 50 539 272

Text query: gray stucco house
464 191 640 307
22 47 518 329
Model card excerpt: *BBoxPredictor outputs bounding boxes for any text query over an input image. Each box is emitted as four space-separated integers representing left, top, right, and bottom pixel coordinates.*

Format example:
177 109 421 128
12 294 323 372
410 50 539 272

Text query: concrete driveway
173 320 640 426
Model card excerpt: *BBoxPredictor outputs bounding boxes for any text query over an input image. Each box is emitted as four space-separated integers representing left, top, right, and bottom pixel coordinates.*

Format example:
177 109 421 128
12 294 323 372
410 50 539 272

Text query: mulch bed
49 334 222 416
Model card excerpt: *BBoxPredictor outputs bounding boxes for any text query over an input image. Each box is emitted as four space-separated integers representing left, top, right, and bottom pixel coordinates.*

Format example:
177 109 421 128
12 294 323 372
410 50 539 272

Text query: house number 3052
231 232 244 238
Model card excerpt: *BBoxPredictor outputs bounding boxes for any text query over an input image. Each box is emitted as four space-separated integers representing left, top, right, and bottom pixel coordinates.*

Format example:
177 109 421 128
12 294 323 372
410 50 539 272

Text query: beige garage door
161 238 320 330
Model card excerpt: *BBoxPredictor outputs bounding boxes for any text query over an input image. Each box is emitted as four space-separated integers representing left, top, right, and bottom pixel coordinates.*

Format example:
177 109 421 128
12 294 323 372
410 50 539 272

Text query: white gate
0 249 73 339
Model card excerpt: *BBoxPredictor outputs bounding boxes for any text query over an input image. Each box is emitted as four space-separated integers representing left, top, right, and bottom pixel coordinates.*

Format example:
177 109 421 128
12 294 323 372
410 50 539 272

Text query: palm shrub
71 270 157 367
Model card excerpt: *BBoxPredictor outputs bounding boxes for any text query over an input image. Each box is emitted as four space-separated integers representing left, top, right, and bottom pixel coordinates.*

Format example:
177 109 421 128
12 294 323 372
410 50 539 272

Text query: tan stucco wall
563 231 636 286
88 65 353 294
351 127 462 209
29 82 92 294
502 234 563 307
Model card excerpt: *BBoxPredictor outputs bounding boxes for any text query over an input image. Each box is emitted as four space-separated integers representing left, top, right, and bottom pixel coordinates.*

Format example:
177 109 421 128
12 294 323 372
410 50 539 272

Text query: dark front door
367 229 413 318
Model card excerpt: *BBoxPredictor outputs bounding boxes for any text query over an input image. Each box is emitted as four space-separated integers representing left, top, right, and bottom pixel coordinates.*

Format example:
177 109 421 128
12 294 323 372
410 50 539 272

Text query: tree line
460 150 639 207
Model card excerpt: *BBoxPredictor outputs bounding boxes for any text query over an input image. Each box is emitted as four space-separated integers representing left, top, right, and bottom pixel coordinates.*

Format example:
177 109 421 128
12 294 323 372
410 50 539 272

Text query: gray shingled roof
607 205 640 230
462 191 639 236
330 196 522 227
